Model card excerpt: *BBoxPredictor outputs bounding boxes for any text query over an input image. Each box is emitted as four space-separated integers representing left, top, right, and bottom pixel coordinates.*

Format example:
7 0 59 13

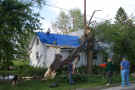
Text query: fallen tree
43 26 94 80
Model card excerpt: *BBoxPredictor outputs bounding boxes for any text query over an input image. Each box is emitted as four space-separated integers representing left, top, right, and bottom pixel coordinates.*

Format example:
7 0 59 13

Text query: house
29 32 87 68
29 30 112 68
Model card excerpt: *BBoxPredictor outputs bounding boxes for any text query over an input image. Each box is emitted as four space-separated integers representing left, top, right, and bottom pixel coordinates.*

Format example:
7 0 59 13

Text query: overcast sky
40 0 135 31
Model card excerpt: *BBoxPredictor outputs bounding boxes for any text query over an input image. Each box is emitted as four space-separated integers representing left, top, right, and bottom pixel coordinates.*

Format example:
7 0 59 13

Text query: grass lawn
0 75 135 90
0 79 104 90
0 75 105 90
12 60 29 66
1 61 135 90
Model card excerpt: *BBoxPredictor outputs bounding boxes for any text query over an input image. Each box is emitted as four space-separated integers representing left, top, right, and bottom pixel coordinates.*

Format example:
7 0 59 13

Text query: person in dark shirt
67 62 74 85
11 75 18 85
105 58 114 86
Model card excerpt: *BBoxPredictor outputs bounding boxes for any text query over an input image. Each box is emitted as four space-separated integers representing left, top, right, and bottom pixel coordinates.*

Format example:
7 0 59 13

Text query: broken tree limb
43 37 90 79
43 27 93 79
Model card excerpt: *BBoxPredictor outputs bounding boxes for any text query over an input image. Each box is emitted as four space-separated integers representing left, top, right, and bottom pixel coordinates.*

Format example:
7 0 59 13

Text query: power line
45 4 69 11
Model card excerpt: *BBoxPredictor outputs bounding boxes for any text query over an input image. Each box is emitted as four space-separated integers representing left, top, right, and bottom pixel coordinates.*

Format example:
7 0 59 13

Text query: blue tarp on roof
36 32 80 47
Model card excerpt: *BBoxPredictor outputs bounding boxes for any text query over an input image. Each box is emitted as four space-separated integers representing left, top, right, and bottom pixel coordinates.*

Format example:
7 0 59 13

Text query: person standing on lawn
72 55 80 74
67 61 75 85
120 57 130 87
105 58 114 86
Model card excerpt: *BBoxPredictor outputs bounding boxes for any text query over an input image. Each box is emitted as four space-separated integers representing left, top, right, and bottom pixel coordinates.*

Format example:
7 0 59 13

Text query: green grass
0 75 105 90
12 60 29 66
0 79 104 90
0 75 134 90
0 60 135 90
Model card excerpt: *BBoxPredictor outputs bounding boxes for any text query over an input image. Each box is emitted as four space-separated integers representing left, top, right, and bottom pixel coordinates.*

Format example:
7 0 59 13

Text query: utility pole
84 0 86 28
83 0 93 74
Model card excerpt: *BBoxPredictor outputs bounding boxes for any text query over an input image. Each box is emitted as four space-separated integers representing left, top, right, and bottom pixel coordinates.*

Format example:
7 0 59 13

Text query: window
36 39 39 45
36 52 39 59
93 52 97 59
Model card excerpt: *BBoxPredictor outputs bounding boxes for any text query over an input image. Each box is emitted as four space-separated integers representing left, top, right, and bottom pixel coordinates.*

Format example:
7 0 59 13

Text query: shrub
16 65 46 77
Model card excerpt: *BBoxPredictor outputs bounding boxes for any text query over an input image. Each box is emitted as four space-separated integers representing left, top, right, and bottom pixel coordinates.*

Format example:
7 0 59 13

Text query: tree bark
86 28 94 74
87 50 93 74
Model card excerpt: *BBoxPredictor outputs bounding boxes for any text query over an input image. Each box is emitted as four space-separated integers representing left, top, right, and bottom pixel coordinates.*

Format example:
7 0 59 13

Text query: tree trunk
87 50 93 74
86 29 94 74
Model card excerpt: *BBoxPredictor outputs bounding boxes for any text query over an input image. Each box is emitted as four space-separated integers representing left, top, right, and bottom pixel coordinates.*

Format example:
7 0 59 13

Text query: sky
39 0 135 32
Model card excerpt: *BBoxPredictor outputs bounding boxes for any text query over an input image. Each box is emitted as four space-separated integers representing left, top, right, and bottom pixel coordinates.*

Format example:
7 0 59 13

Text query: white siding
29 36 104 68
29 37 61 68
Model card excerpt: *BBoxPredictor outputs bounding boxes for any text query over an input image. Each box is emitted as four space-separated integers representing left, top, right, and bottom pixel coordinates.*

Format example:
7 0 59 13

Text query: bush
0 64 47 78
73 74 88 82
15 65 46 77
54 73 88 83
0 62 13 70
92 66 105 74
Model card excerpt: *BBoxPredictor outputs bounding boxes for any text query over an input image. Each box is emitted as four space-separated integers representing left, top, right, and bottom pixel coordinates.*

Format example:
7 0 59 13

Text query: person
11 75 18 85
67 62 74 85
120 57 130 87
47 28 51 34
72 55 80 74
105 58 114 86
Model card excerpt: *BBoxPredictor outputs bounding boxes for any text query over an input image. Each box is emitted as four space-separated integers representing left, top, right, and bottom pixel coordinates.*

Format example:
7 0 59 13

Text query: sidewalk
76 83 135 90
102 84 135 90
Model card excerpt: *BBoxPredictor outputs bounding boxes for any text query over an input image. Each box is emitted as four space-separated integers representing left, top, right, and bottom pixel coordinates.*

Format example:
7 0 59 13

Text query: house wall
29 37 61 68
29 37 87 68
93 51 104 65
29 37 104 68
75 52 87 67
61 49 87 67
29 37 47 67
45 46 60 67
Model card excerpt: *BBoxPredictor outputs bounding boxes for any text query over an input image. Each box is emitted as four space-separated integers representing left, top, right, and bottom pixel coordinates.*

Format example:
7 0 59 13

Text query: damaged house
29 31 110 68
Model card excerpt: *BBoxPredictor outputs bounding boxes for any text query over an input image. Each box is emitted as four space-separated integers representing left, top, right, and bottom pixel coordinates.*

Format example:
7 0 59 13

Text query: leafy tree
69 9 84 31
96 21 135 70
115 7 128 24
55 11 70 33
0 0 45 66
53 8 84 33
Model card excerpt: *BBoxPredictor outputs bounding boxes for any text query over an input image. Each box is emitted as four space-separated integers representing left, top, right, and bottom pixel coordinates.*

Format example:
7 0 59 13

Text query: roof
36 32 80 48
68 29 84 37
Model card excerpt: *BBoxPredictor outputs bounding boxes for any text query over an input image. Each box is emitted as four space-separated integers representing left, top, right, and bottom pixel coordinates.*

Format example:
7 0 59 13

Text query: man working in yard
120 57 130 87
105 58 114 86
72 55 80 73
67 61 75 85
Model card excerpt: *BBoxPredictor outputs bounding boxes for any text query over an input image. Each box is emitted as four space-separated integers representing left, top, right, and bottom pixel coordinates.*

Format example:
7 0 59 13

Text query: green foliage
53 8 84 33
0 65 46 77
69 9 84 31
96 7 135 69
0 0 44 66
16 65 46 77
55 73 88 83
13 60 46 77
54 11 70 33
115 7 128 24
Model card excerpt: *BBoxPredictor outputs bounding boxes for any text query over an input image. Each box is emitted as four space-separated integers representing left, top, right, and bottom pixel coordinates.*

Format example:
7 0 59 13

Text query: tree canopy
54 11 70 33
96 7 135 68
0 0 45 65
52 8 84 33
69 9 84 31
115 7 128 24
